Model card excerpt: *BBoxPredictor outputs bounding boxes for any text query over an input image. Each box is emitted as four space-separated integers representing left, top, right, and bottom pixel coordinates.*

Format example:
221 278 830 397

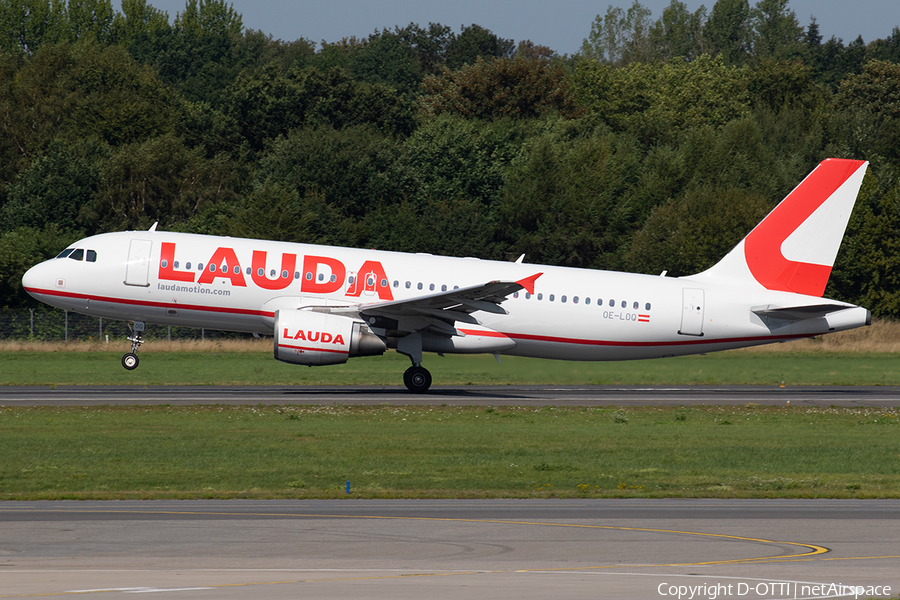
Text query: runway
3 388 898 598
2 384 900 406
1 499 897 599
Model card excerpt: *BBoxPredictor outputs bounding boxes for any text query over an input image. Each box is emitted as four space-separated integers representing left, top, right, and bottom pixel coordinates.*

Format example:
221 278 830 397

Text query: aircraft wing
350 272 542 335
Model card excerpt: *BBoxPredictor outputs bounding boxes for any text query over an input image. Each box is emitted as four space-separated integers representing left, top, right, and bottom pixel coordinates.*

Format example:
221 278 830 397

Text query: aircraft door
124 239 152 287
679 288 705 336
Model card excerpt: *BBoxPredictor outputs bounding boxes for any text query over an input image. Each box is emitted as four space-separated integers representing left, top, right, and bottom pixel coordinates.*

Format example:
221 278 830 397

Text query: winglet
516 272 543 295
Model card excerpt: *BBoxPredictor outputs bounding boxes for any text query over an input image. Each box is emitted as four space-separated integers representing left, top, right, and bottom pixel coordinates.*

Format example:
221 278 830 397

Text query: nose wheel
122 352 139 370
122 321 145 370
403 365 432 393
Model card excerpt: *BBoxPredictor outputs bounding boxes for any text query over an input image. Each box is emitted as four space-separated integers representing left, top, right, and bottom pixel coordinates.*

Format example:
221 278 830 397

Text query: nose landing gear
122 321 145 370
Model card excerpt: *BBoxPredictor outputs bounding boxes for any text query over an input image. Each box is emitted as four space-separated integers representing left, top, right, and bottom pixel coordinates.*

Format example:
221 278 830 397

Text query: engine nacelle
274 309 385 366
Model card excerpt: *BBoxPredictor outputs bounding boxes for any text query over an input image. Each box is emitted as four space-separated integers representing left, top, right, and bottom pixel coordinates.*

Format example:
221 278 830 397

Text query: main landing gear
403 365 432 393
397 331 432 393
122 321 145 370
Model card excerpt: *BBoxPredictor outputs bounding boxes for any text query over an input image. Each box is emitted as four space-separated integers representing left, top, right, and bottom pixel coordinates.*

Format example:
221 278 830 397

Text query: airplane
22 158 871 392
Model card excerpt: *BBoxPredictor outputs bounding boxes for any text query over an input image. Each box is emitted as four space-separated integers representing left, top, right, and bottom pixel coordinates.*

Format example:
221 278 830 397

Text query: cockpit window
69 249 84 261
56 248 75 259
86 249 97 262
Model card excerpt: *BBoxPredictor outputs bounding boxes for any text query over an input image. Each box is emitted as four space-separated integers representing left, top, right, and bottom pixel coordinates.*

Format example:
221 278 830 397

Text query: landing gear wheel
403 366 432 393
122 352 139 370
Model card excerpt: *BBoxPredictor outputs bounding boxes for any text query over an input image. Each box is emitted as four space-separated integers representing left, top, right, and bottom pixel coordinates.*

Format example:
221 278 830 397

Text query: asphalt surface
3 387 898 599
2 384 900 406
1 499 898 599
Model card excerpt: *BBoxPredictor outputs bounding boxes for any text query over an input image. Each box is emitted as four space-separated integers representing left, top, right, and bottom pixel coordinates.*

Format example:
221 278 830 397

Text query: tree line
1 0 899 319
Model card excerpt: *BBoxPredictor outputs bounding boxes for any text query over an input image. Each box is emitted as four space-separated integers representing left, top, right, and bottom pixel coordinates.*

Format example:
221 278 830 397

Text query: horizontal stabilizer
751 303 852 321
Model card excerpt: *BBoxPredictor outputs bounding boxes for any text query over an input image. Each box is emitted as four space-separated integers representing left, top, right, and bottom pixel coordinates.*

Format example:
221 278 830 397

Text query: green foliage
574 54 751 138
254 125 405 222
419 56 581 120
748 0 803 61
1 139 105 232
88 134 240 232
0 39 177 170
703 0 750 64
400 115 526 206
445 23 515 68
497 125 646 269
0 226 82 307
1 4 900 319
624 186 770 276
648 0 706 61
223 65 414 151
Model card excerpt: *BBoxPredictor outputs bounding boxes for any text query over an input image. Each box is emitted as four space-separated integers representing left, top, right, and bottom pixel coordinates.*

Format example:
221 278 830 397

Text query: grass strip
2 405 899 500
2 350 900 386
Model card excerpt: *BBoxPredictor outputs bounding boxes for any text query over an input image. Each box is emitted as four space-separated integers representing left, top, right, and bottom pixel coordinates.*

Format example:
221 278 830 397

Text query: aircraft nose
22 261 53 298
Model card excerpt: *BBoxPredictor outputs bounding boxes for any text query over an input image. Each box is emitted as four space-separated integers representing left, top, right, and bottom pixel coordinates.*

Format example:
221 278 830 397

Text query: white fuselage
22 230 870 361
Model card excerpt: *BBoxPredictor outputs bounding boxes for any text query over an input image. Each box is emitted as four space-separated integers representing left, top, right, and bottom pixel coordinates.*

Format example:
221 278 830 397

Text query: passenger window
186 262 192 270
331 275 337 283
549 294 555 302
318 273 324 281
282 270 289 279
246 267 251 275
621 300 627 308
609 299 615 307
294 272 300 279
561 295 567 303
271 269 277 277
633 301 639 309
429 283 435 291
417 283 423 290
514 292 519 298
197 263 204 271
537 293 543 300
305 272 313 281
405 281 411 289
69 249 84 261
393 280 399 288
573 296 579 304
86 250 97 262
525 293 531 299
160 259 168 268
441 284 447 292
585 298 591 305
645 303 652 311
234 266 240 275
381 278 388 288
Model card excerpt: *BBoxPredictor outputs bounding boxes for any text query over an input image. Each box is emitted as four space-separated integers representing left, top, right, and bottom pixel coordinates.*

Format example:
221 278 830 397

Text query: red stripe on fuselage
24 287 273 318
502 331 814 347
26 287 814 350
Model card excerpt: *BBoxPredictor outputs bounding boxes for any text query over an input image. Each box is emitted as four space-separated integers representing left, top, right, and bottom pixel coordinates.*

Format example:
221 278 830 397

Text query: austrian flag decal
638 314 650 323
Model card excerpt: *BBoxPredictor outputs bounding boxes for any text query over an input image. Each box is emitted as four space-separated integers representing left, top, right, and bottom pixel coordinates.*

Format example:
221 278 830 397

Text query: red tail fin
690 159 868 296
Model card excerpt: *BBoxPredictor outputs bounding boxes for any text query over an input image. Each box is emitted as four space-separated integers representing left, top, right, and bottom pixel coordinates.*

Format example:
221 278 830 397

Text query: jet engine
274 309 385 366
